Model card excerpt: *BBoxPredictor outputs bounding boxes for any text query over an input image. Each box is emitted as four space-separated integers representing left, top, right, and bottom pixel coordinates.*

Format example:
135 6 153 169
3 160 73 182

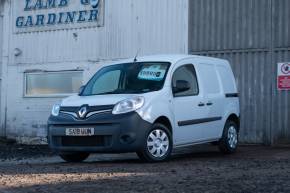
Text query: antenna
134 48 141 62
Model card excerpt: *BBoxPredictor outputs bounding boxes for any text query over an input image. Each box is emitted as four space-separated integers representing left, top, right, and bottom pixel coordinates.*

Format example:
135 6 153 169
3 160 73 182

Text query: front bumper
47 111 152 153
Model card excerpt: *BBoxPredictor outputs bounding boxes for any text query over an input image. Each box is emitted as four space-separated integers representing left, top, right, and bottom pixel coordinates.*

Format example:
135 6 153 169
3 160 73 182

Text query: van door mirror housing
173 80 191 94
78 86 85 95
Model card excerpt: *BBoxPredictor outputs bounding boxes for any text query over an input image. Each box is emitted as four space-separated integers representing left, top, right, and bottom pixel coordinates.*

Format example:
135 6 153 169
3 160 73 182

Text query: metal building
188 0 290 144
0 0 289 144
0 0 189 144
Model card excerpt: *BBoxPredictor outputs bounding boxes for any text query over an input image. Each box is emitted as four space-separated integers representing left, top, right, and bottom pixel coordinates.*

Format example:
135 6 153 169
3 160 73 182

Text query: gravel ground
0 144 54 162
0 144 290 193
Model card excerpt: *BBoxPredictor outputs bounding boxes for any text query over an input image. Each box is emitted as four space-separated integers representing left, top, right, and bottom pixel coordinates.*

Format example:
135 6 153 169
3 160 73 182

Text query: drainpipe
1 0 12 138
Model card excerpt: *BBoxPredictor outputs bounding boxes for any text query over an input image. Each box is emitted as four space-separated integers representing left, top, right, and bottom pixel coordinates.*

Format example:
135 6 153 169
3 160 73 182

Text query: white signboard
13 0 105 33
277 62 290 90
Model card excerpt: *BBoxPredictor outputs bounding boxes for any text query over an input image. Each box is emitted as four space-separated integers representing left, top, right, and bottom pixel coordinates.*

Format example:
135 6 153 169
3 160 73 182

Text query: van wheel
218 120 239 154
59 152 90 163
137 123 172 162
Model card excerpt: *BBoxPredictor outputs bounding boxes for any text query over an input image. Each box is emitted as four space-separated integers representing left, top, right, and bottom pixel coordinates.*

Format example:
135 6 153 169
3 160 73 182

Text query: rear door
172 63 209 145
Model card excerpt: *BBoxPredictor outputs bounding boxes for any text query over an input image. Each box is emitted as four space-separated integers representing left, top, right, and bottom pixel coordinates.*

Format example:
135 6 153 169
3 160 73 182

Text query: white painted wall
3 0 189 143
0 0 5 137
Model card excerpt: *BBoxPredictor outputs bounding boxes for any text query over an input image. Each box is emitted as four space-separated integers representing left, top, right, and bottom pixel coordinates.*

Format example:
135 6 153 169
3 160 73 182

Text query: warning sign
277 62 290 90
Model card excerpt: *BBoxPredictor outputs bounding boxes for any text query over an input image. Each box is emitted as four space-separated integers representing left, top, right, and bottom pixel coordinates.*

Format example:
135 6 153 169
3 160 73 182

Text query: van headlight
112 96 145 115
51 104 61 117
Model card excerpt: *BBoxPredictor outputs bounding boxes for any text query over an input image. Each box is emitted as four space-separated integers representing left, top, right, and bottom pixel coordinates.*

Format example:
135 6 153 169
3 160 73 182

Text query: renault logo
78 105 88 119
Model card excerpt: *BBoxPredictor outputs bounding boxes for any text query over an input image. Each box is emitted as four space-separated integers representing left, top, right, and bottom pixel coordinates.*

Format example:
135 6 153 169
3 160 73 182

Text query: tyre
218 120 239 154
137 123 173 162
59 152 90 163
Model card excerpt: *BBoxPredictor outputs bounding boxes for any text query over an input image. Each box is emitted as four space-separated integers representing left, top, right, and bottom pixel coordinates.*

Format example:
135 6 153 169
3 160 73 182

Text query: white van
47 55 240 162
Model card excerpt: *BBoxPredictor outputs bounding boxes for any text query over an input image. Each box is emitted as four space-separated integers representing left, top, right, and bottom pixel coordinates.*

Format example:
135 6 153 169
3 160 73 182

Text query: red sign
277 63 290 90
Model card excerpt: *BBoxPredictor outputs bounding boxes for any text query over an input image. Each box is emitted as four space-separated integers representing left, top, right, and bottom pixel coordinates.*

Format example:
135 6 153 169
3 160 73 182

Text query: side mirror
173 80 191 94
78 86 85 95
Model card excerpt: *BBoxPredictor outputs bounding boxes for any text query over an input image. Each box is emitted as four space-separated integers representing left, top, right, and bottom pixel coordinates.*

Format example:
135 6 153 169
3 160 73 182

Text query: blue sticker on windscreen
138 65 166 81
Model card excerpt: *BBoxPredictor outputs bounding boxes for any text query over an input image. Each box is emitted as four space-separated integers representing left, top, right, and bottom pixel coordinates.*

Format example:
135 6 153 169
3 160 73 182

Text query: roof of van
113 54 228 65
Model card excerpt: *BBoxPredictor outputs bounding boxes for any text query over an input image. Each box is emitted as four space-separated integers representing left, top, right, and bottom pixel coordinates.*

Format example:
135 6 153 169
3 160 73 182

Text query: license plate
65 128 94 136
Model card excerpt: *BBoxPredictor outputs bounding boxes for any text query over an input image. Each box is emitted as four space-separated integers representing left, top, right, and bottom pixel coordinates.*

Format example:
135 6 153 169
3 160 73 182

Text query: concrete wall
3 0 189 144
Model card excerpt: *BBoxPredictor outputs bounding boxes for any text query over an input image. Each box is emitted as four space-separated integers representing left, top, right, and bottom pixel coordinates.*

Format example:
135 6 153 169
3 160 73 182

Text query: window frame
24 70 83 98
171 64 199 98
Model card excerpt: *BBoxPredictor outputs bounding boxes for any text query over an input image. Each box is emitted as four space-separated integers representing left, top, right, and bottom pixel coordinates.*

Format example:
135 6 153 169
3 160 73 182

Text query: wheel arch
226 114 240 131
153 116 173 134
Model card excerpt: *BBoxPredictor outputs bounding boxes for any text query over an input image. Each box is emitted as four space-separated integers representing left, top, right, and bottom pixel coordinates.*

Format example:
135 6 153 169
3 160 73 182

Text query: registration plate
65 128 95 136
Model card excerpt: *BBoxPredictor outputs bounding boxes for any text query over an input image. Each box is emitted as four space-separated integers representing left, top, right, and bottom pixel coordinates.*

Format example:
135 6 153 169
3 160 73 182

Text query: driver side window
91 70 121 95
172 64 199 97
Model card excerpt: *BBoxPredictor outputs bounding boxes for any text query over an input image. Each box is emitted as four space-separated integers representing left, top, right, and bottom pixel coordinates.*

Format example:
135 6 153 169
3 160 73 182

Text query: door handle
206 102 213 106
198 102 205 107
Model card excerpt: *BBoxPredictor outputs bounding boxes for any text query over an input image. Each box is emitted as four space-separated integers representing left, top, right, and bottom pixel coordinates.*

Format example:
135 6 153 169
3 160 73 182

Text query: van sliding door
197 63 224 140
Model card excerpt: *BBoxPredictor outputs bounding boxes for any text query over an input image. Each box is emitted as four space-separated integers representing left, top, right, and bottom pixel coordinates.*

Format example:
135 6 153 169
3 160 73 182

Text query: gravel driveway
0 144 290 193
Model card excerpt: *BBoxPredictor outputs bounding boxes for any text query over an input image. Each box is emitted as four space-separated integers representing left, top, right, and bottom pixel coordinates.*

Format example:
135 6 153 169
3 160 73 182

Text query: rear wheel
137 123 172 162
218 120 239 154
59 152 90 163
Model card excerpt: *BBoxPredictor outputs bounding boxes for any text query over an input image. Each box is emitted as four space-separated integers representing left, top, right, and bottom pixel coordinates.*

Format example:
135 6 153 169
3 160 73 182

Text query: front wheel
137 123 173 162
218 120 239 154
59 152 90 163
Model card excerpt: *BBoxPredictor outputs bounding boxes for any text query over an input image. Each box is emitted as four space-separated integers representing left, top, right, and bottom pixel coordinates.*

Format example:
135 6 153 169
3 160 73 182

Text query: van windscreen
81 62 171 96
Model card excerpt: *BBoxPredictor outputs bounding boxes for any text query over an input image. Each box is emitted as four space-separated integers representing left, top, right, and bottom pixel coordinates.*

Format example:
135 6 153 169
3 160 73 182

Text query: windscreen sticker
138 65 166 81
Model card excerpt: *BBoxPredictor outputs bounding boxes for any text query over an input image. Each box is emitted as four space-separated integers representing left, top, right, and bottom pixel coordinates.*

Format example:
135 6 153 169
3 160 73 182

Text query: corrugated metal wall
271 0 290 143
189 0 290 144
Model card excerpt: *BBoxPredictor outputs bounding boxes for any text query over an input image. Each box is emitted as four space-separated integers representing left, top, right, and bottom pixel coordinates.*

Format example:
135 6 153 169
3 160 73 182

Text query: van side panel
216 61 240 137
195 62 225 140
198 63 221 94
216 63 238 94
